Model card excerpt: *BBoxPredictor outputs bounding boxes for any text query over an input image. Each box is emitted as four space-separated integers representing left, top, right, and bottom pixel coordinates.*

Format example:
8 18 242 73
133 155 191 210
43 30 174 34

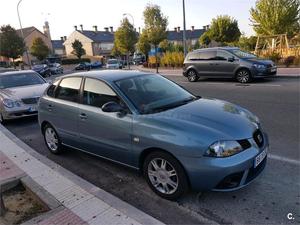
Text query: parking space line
268 154 300 166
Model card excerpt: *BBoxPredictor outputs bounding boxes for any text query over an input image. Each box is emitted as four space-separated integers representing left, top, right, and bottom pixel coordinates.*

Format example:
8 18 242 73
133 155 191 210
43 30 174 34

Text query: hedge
61 58 91 65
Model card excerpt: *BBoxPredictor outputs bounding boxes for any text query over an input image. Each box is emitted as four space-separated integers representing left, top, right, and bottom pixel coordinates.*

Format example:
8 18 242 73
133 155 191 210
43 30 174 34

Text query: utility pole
17 0 31 69
183 0 187 57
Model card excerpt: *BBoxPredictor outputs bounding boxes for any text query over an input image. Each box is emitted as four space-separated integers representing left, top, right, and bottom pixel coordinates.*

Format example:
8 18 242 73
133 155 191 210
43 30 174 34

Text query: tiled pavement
0 125 164 225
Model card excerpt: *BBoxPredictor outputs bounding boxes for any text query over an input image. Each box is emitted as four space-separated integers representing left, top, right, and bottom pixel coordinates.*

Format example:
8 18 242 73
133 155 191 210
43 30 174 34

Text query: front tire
236 69 252 83
43 124 62 154
187 69 199 82
143 151 189 200
0 114 6 125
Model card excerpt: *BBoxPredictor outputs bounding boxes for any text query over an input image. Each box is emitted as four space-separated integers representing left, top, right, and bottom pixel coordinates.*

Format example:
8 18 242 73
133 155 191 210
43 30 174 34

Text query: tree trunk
155 45 158 73
127 52 130 70
12 58 16 69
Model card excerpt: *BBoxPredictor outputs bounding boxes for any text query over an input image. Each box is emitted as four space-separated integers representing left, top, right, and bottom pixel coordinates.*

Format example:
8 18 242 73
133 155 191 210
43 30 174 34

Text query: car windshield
108 59 118 64
116 75 197 114
230 49 256 59
0 72 46 89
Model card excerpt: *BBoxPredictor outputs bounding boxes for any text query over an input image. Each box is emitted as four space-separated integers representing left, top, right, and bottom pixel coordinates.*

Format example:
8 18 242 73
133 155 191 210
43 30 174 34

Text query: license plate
28 106 37 112
254 147 268 168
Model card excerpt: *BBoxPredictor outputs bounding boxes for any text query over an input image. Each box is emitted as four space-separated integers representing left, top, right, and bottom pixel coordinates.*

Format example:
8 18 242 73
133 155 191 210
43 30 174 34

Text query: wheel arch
234 67 252 78
139 147 191 187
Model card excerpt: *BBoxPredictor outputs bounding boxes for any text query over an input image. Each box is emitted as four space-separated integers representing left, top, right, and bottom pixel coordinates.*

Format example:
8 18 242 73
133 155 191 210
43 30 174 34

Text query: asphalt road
4 76 300 225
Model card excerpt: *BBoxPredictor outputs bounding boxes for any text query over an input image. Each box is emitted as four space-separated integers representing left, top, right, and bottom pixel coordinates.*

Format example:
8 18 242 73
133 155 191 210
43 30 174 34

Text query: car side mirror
102 101 124 113
228 57 235 62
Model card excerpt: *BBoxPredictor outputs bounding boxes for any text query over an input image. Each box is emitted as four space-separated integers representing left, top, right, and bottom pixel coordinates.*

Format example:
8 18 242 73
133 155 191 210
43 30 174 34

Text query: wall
64 31 94 56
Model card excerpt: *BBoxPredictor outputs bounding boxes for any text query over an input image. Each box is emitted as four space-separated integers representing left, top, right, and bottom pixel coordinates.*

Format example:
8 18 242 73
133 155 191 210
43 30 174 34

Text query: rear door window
56 77 82 102
216 51 233 60
199 51 216 60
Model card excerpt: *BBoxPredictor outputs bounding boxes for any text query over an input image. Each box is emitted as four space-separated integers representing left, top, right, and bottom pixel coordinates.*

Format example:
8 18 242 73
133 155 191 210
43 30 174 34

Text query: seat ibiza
38 71 268 200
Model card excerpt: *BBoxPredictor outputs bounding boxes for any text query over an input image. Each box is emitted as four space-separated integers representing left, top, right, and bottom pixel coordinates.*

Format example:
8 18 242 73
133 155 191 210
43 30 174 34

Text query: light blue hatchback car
38 70 268 200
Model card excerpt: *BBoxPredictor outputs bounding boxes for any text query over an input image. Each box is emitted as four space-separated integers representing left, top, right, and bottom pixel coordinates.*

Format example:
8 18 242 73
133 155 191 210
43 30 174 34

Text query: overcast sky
1 0 257 40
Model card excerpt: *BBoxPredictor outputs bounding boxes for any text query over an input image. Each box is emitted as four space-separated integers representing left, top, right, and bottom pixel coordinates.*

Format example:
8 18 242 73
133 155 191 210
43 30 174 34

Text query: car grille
253 129 264 148
22 97 39 105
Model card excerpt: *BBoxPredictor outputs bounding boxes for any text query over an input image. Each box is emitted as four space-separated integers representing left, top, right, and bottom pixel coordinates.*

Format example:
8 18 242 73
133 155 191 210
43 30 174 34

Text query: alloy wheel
45 127 59 152
187 70 198 82
237 70 251 83
147 158 179 195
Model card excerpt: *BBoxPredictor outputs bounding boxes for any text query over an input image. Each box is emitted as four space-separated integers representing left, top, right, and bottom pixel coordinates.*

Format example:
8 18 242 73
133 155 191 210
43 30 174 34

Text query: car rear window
188 51 216 60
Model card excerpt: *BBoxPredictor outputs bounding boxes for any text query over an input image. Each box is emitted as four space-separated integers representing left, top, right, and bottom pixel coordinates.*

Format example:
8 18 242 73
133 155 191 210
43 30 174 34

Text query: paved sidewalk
0 125 164 225
133 66 300 77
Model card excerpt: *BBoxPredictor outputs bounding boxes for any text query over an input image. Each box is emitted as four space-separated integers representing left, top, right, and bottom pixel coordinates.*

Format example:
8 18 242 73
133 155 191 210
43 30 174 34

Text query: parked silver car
0 70 49 123
38 70 268 200
106 59 121 69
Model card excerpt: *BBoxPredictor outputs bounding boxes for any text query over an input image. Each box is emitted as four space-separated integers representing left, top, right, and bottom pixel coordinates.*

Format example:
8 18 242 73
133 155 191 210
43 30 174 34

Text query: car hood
0 83 49 100
245 58 275 66
144 98 259 142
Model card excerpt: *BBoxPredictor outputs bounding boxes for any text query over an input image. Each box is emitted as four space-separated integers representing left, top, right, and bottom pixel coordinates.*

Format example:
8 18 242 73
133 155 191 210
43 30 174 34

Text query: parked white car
106 59 121 69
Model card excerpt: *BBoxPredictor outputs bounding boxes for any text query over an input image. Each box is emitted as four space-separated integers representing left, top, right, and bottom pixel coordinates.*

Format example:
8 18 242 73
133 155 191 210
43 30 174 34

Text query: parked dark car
90 61 102 69
183 47 277 83
49 63 63 75
32 64 51 77
75 62 91 71
38 70 268 200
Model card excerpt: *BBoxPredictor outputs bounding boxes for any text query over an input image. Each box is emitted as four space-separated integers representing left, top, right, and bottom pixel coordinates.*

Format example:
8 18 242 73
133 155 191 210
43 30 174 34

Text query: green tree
114 18 137 69
30 37 50 61
208 15 241 44
199 31 212 47
237 35 258 52
0 25 25 65
71 39 86 59
250 0 300 36
137 30 151 61
143 4 168 73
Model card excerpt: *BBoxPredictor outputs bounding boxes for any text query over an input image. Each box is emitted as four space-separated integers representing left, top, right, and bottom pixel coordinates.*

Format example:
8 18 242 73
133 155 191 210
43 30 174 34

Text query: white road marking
268 154 300 166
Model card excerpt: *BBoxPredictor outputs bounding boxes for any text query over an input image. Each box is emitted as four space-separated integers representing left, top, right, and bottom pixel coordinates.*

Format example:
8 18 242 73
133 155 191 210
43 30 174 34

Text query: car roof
60 70 154 82
0 70 37 76
192 47 239 53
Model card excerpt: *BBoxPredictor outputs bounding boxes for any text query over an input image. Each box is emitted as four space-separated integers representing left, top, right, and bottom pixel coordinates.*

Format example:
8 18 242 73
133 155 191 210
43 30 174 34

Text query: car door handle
79 113 87 120
47 104 53 111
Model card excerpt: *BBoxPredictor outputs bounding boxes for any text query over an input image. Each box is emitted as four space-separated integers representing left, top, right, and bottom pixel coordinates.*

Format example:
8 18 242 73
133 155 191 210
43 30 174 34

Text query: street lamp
17 0 31 68
182 0 187 57
123 13 135 27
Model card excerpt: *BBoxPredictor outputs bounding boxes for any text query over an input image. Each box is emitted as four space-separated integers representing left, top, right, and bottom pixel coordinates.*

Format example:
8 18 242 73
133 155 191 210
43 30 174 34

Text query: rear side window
188 51 216 60
83 78 119 108
56 77 82 102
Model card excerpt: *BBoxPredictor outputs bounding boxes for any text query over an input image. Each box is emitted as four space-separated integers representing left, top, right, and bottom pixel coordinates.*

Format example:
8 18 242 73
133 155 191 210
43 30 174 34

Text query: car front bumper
179 133 269 191
251 67 277 78
1 104 38 120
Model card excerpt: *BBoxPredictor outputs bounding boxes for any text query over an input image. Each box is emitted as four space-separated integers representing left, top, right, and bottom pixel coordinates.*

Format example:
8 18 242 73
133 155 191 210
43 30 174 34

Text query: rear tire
187 69 199 82
43 124 62 154
236 69 252 83
143 151 189 200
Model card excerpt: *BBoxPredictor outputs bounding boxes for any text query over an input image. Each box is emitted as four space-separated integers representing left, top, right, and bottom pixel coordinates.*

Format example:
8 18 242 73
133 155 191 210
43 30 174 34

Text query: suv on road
183 47 277 83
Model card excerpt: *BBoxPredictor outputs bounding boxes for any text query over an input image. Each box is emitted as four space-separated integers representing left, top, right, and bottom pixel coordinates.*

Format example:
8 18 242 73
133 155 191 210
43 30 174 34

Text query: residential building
16 22 53 64
63 25 114 57
51 36 66 56
167 26 206 48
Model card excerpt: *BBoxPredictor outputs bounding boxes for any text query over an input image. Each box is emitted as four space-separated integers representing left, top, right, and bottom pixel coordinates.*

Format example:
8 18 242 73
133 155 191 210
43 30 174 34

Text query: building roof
167 29 205 41
16 26 46 39
79 30 114 43
51 40 64 49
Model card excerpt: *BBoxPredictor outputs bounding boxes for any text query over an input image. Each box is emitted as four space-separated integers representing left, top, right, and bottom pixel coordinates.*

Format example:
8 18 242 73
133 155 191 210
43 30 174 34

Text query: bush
283 56 296 67
263 51 281 63
148 56 159 68
61 58 91 65
160 51 184 68
293 56 300 66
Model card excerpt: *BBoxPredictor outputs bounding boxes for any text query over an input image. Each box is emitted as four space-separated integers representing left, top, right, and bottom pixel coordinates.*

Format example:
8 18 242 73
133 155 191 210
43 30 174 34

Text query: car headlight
205 140 243 157
3 99 22 108
253 64 266 69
